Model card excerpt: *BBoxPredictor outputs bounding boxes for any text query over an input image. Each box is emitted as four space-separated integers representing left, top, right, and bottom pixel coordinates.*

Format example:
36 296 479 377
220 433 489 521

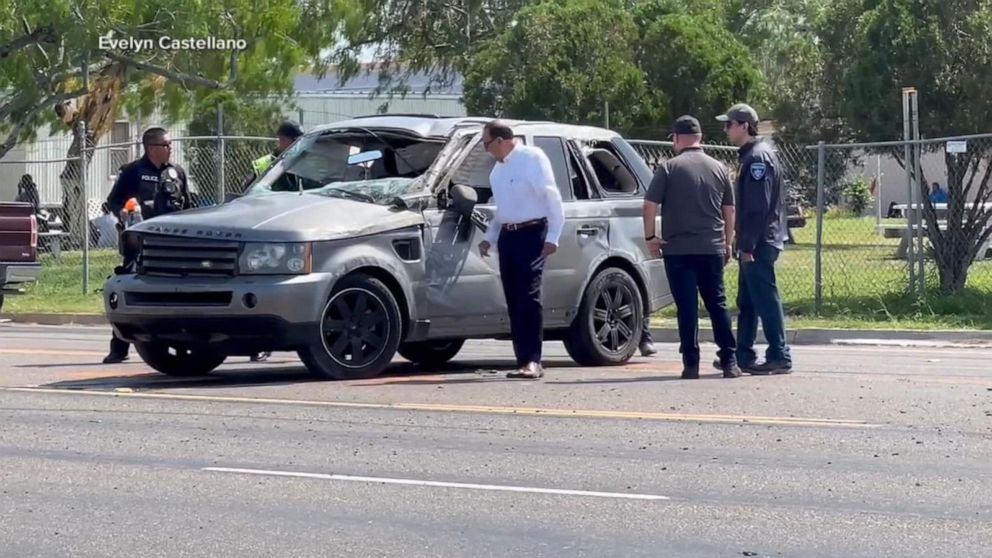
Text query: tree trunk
59 131 97 248
930 151 974 293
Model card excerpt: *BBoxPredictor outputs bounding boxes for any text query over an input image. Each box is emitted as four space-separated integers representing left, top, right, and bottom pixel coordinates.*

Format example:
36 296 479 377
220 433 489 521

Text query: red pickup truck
0 201 41 312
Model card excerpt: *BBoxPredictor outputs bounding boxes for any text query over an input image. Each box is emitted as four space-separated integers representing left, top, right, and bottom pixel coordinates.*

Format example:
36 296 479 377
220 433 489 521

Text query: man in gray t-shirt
642 115 740 379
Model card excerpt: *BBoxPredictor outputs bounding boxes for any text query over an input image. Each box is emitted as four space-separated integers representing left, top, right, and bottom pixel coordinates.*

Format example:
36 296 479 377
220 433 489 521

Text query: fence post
80 52 90 295
902 89 916 295
814 141 826 313
217 103 225 204
298 108 305 127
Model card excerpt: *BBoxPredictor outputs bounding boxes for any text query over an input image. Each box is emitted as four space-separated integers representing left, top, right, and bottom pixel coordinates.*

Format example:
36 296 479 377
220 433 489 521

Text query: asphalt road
1 322 991 557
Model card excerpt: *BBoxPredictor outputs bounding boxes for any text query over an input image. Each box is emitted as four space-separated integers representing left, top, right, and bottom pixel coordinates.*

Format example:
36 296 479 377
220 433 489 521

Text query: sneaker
639 341 657 357
250 352 271 362
746 361 793 375
681 365 700 380
722 363 743 378
713 358 755 372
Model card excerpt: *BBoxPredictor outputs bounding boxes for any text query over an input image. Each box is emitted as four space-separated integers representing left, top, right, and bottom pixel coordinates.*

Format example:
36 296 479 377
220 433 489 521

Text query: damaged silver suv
103 115 672 380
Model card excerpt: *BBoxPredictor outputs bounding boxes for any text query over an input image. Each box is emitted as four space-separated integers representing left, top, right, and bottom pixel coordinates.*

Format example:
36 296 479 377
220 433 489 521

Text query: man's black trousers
662 254 737 368
497 220 548 367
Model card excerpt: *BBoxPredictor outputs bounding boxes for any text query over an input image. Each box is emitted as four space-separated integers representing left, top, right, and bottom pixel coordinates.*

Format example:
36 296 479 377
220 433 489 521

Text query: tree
326 0 532 98
183 93 292 205
1 0 357 239
819 0 992 291
461 0 655 133
633 12 765 139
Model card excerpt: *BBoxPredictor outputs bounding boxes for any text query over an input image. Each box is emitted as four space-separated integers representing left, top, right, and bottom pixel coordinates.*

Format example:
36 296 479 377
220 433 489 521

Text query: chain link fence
1 135 273 304
630 134 992 321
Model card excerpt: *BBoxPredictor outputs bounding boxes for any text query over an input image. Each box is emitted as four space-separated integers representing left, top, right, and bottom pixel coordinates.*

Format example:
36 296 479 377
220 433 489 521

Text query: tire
133 341 227 376
298 273 402 380
564 267 644 367
398 339 465 368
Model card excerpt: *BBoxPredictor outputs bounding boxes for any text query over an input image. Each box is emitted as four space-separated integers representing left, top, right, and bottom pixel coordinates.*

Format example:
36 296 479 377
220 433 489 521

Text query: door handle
577 226 600 236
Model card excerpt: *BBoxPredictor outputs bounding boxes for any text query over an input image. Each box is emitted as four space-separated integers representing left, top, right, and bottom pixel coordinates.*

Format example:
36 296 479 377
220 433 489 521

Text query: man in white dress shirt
477 120 565 379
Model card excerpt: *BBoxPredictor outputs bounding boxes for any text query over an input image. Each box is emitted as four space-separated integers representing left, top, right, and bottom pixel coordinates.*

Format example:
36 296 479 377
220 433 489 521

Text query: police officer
240 120 304 193
102 127 191 364
717 104 793 375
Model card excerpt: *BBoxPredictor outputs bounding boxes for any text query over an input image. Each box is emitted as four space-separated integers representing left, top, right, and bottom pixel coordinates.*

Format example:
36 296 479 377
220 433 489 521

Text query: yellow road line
0 386 878 428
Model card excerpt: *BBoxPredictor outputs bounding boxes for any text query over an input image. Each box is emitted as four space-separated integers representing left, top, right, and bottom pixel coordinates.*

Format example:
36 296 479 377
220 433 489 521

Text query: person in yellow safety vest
248 121 303 363
241 120 304 193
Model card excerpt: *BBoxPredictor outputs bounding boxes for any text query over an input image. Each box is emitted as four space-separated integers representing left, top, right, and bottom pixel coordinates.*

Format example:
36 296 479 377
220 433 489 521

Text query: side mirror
448 185 477 216
348 149 383 166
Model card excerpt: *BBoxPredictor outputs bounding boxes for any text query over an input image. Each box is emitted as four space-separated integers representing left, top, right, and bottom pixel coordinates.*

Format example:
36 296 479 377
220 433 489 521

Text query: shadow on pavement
36 357 584 391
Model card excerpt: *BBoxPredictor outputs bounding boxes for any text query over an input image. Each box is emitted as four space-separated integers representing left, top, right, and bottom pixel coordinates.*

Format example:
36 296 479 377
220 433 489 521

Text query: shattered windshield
244 129 446 204
308 177 418 204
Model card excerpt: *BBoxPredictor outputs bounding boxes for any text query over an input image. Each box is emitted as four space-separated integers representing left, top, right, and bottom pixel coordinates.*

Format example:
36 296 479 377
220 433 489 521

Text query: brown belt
502 218 546 231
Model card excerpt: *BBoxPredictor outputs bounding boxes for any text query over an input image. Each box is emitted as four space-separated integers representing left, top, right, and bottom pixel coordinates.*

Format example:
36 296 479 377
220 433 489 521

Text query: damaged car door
420 128 508 337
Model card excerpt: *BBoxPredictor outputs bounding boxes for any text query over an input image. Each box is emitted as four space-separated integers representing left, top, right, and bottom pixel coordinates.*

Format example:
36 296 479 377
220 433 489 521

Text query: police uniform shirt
736 138 787 253
483 144 566 246
107 155 190 219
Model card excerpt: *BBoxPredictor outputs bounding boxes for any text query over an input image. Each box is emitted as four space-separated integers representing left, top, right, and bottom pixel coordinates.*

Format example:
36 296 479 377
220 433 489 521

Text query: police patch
749 162 767 180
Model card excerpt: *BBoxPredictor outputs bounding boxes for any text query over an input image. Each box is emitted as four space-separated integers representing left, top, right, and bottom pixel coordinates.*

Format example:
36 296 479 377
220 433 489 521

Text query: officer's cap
277 120 304 140
716 103 760 128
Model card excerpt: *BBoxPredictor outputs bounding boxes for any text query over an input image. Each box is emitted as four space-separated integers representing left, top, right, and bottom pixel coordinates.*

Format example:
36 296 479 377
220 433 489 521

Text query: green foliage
461 0 764 138
841 177 873 216
635 13 764 138
327 0 531 96
462 0 654 134
0 0 359 157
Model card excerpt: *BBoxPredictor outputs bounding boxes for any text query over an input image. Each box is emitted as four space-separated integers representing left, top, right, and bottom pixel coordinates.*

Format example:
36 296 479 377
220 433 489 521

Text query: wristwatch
645 235 658 241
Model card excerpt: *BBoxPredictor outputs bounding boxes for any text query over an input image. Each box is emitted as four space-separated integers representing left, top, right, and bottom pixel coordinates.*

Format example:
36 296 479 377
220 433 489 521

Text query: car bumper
1 262 41 291
103 272 332 353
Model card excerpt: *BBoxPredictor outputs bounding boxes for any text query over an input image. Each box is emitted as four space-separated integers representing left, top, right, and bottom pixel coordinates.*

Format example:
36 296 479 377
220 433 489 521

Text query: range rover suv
103 115 672 379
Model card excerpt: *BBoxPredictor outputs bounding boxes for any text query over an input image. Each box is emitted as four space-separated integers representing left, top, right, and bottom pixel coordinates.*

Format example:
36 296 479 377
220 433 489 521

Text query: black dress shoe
103 353 129 364
681 365 700 380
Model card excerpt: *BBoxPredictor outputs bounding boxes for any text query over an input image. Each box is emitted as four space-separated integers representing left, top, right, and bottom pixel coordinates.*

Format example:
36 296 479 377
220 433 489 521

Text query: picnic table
878 202 992 260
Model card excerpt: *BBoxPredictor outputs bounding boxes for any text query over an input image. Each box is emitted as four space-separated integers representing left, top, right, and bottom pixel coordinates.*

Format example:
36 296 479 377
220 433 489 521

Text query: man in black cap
642 115 740 379
717 103 793 375
243 120 304 193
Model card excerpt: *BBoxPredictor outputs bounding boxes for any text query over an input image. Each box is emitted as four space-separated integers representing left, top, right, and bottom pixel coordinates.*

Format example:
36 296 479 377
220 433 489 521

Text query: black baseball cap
277 120 303 140
716 103 759 128
671 115 702 136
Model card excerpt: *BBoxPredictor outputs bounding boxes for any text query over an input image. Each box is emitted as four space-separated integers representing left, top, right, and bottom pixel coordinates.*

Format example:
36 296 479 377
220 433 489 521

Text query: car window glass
585 145 639 197
533 136 573 201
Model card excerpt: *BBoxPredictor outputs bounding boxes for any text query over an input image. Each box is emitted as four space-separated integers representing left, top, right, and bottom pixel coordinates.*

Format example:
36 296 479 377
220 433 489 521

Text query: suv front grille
138 234 240 277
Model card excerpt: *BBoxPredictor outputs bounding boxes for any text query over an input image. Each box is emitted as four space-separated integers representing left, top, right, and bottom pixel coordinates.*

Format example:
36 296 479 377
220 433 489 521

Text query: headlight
239 242 312 275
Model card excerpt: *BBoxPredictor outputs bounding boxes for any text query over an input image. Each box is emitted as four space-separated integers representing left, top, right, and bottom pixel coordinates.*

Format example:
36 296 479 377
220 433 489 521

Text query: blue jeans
737 243 792 366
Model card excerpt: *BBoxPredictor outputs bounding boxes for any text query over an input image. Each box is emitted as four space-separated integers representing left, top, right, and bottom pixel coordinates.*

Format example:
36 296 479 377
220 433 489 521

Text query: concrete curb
0 313 108 326
647 327 992 347
2 313 992 347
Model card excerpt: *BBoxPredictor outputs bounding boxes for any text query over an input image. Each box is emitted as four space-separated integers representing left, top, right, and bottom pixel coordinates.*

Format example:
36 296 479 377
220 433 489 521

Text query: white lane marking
202 467 670 501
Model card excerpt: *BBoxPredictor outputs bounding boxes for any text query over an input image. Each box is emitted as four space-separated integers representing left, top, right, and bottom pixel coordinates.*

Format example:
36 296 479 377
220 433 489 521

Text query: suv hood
131 193 425 242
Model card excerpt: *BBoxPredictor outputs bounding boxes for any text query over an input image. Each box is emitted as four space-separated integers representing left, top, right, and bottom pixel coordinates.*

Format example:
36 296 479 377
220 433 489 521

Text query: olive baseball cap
716 103 759 127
